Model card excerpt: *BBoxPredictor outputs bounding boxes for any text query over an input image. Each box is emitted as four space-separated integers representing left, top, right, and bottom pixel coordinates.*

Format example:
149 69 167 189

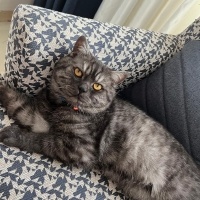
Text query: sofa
0 4 200 199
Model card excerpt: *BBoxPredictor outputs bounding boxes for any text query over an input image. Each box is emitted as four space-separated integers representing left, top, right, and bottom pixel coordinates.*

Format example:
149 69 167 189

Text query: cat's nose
78 84 88 93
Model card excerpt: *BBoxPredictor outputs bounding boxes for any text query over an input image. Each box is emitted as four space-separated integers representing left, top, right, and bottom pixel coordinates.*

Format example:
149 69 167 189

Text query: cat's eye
93 83 103 91
74 67 83 78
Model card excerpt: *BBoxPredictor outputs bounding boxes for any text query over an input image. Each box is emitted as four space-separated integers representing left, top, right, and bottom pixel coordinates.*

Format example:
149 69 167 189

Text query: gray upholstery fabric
120 40 200 163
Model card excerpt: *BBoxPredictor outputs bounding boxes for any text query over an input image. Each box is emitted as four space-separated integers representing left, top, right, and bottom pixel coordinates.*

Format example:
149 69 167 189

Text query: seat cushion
120 40 200 163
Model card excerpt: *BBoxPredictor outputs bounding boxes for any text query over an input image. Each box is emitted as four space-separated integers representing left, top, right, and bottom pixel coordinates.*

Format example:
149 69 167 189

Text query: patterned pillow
4 4 193 95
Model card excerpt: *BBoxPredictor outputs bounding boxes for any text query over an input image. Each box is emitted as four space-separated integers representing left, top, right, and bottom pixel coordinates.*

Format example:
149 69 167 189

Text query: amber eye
93 83 103 91
74 67 83 78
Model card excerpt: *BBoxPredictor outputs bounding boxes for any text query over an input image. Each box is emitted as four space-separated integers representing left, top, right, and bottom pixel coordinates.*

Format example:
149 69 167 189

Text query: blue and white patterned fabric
1 4 200 199
4 5 189 95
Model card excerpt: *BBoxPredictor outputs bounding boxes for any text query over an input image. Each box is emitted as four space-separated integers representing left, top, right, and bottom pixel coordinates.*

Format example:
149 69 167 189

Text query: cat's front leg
0 125 96 168
0 84 49 133
0 83 16 109
0 83 29 118
0 125 41 153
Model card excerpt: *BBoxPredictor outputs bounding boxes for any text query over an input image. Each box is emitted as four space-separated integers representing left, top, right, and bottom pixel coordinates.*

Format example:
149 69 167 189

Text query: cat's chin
77 103 109 114
63 96 108 114
66 101 104 114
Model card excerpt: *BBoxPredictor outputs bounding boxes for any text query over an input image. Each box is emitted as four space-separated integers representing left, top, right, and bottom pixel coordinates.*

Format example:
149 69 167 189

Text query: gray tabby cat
0 36 200 200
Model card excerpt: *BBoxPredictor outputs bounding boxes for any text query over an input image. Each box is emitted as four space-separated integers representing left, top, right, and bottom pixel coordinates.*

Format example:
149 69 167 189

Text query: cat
0 36 200 200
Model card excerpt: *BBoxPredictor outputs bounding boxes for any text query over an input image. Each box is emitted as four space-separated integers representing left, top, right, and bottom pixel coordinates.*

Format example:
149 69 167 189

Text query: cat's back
108 97 156 133
100 98 200 199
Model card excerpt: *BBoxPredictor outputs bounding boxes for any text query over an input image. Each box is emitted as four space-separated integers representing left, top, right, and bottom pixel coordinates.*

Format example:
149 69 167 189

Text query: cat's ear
111 71 129 84
72 36 91 55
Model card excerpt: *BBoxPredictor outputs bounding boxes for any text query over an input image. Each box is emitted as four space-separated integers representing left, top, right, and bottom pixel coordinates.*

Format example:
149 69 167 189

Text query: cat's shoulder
114 97 138 110
113 97 143 116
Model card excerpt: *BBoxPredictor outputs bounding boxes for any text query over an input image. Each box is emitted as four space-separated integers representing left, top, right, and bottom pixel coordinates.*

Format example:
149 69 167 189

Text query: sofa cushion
4 5 183 95
120 40 200 163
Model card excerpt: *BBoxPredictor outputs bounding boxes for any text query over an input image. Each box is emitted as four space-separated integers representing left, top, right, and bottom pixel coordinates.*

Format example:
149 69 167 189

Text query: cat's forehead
79 60 108 82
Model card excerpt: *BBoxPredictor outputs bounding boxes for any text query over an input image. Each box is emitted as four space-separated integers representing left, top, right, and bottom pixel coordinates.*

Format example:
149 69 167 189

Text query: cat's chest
50 107 95 131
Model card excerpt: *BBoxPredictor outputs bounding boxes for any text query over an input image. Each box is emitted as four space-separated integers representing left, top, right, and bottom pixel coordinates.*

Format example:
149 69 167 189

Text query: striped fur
0 36 200 200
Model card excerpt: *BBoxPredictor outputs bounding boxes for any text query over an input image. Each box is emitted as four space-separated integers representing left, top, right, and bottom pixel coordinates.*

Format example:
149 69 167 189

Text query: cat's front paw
0 125 23 148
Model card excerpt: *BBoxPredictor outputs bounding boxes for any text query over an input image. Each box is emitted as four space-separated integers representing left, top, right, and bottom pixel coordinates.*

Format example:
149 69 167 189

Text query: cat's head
50 36 127 114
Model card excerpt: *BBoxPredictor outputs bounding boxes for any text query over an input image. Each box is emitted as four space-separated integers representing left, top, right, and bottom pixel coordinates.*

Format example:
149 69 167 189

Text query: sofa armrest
5 4 184 95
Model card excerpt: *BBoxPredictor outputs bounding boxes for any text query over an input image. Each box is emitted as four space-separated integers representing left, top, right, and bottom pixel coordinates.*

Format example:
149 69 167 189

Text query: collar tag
73 106 79 111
